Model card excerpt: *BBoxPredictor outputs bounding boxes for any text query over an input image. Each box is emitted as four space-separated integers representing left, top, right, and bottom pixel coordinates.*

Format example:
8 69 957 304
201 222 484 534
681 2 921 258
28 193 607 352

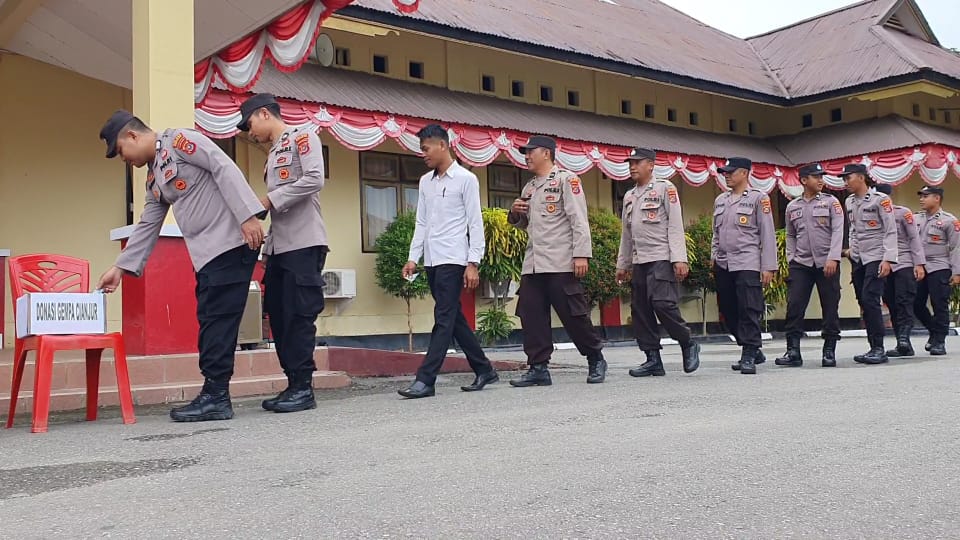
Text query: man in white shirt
399 124 498 398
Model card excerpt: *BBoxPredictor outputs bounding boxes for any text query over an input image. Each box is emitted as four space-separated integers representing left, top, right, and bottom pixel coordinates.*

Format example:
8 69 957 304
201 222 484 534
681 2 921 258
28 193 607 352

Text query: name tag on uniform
789 209 802 220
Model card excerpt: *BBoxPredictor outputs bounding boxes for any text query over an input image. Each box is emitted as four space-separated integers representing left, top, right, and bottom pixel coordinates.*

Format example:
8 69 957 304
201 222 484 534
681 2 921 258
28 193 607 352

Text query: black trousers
914 268 952 340
714 266 764 349
195 245 258 383
264 245 328 378
852 261 886 337
630 261 691 350
415 265 493 385
784 262 841 341
882 267 917 332
516 272 603 365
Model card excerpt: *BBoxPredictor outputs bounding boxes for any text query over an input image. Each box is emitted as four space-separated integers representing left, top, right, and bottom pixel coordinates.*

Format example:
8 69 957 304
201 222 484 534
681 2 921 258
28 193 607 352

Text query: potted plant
374 211 431 351
476 207 527 345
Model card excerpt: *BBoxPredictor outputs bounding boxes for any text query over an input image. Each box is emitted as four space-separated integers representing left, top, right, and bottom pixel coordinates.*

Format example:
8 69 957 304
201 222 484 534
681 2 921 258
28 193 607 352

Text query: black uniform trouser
630 261 691 350
852 261 886 338
714 266 763 349
516 272 603 365
784 262 841 341
264 245 328 379
882 267 917 332
195 245 258 383
415 264 493 385
914 268 951 341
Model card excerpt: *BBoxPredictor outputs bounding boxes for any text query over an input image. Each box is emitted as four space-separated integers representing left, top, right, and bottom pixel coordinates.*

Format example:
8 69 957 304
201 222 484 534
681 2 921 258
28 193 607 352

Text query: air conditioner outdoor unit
479 279 518 299
322 269 357 299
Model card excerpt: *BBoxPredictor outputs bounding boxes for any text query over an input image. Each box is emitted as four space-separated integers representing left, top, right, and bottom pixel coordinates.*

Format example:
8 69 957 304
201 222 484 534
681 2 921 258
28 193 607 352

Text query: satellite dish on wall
314 33 334 67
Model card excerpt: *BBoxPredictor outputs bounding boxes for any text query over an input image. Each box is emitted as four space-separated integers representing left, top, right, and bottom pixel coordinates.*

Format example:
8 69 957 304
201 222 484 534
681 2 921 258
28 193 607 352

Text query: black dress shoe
271 386 316 413
461 370 500 392
732 349 765 370
170 381 234 422
398 380 435 399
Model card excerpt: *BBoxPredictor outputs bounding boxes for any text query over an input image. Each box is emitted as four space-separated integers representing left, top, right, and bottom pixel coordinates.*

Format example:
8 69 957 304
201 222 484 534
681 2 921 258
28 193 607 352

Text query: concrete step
1 370 351 418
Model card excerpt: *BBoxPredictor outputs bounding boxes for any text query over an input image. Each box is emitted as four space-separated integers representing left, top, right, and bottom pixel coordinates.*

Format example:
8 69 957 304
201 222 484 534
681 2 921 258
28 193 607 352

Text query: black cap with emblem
839 163 870 178
918 185 944 197
798 163 825 177
626 147 656 161
519 135 557 153
237 93 279 132
718 157 752 174
99 109 136 158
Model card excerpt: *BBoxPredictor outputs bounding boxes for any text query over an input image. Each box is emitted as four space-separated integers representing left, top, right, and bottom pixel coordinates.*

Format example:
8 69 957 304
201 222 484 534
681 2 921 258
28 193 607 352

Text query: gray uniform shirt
891 206 925 272
508 166 592 275
116 129 265 275
916 210 960 274
785 193 844 268
616 179 687 269
711 188 778 273
845 189 898 265
263 126 327 255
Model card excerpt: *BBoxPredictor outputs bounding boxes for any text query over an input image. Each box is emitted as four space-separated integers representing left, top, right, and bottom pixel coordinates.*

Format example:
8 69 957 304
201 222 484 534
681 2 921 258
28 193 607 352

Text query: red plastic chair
6 254 136 433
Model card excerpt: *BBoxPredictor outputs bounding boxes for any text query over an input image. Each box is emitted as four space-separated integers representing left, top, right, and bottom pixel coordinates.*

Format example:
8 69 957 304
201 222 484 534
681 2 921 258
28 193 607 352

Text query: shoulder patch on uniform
295 133 311 155
904 211 914 225
880 198 893 213
172 133 197 155
569 176 582 195
667 185 678 204
832 200 843 215
760 196 771 214
954 220 960 232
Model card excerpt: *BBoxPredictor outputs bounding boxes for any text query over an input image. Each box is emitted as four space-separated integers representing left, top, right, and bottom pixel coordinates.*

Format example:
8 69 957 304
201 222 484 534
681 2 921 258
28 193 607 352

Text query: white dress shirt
408 161 485 267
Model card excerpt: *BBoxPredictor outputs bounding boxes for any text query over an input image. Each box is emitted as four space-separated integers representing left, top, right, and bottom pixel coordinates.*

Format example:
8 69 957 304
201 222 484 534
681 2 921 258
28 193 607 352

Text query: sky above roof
660 0 959 49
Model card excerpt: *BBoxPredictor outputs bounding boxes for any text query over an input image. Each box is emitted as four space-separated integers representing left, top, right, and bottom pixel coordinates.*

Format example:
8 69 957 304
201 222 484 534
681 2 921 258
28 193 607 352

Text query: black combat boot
821 338 838 367
860 335 889 364
681 341 701 373
732 349 765 370
886 326 915 358
629 350 666 377
510 363 552 387
262 372 293 411
929 334 947 356
774 336 803 367
586 353 607 384
170 379 234 422
739 347 757 375
269 371 317 413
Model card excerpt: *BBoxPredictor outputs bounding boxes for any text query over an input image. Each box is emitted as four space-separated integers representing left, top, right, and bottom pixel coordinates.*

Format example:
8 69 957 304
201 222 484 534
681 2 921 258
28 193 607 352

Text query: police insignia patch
647 211 657 220
905 212 914 225
164 169 174 180
954 220 960 232
172 133 197 155
277 156 288 165
738 215 749 225
161 149 169 160
546 204 557 214
868 220 878 228
760 198 771 214
174 179 187 191
667 187 678 204
880 199 893 213
570 177 582 195
279 168 290 180
295 133 311 155
833 201 843 215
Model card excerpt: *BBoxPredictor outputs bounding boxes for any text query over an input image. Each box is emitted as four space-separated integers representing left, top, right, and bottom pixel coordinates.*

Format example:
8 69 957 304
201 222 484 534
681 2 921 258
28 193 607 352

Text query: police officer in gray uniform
97 110 265 422
508 135 606 387
712 157 777 375
913 185 960 355
843 163 897 364
775 163 844 368
237 93 328 413
615 147 700 377
874 184 925 358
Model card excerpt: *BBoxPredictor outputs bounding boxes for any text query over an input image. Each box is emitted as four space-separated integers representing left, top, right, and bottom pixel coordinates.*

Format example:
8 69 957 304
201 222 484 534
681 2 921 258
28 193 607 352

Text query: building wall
1 54 129 347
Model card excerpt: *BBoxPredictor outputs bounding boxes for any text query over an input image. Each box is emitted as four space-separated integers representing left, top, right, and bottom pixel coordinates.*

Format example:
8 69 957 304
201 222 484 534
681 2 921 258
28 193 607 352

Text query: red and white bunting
196 90 960 195
193 0 421 103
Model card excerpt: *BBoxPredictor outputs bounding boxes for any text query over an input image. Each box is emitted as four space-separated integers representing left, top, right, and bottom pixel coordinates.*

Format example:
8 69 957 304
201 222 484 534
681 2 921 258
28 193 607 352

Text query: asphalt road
1 337 958 539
